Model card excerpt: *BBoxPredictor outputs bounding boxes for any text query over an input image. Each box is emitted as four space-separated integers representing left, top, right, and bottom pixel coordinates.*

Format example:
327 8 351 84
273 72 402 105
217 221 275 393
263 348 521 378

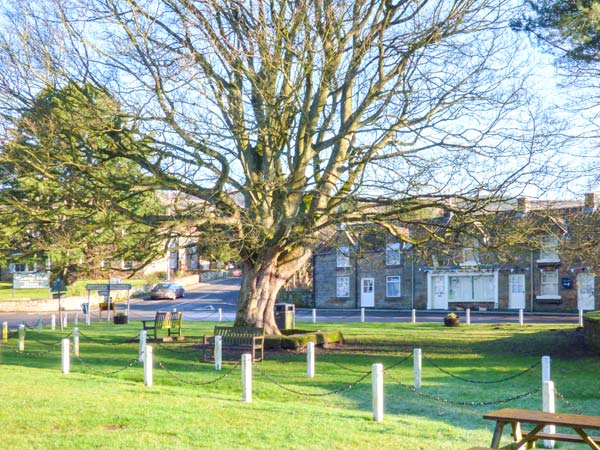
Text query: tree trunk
234 248 312 334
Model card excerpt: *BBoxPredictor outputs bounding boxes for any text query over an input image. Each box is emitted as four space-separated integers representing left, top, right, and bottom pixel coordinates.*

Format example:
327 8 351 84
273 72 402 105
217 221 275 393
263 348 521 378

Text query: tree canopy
0 0 556 332
0 81 165 280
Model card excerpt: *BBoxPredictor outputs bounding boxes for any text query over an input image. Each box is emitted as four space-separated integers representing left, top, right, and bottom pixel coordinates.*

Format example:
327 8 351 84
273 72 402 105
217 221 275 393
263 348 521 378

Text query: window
448 274 494 302
539 236 559 262
336 276 350 297
336 246 350 268
386 276 402 297
386 243 401 266
460 247 479 266
540 270 559 296
9 263 27 273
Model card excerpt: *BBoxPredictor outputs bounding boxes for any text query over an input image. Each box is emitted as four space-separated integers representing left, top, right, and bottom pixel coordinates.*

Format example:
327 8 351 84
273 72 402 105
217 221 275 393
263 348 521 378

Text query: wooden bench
98 302 115 320
522 430 600 445
141 311 183 341
203 326 265 362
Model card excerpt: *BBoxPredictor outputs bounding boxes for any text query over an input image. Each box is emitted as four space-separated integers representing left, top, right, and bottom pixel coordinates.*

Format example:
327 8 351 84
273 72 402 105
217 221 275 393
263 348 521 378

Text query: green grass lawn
0 320 597 449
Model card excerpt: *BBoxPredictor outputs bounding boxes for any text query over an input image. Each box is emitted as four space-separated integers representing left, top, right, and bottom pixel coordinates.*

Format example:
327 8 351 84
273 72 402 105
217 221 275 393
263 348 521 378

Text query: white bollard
139 330 147 362
542 356 551 384
543 380 556 448
51 315 56 331
37 316 43 332
411 309 416 324
74 313 79 326
466 308 471 326
242 353 252 402
579 309 584 327
312 308 317 323
307 341 315 379
63 312 68 329
86 307 91 326
72 327 79 357
361 308 365 323
2 321 7 344
414 348 422 389
18 324 25 352
61 338 70 374
215 336 222 371
144 345 153 387
519 309 524 326
218 308 223 322
372 363 384 422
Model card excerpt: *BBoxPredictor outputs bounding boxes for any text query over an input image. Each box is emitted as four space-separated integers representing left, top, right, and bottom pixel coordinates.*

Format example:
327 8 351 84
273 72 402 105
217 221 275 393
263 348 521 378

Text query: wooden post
242 353 252 402
307 341 315 379
139 330 147 362
372 363 384 422
312 308 317 323
74 313 78 326
361 308 365 323
215 336 222 371
18 324 25 352
51 315 56 331
543 380 556 449
72 327 79 357
144 345 153 387
2 322 8 344
411 309 416 324
62 312 68 329
519 309 524 326
414 348 422 389
466 308 471 325
61 338 70 374
218 308 223 322
542 356 551 384
579 309 584 327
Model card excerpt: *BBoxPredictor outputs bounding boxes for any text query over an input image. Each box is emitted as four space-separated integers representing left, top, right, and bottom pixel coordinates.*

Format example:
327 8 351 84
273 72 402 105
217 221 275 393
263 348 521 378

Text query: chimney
584 193 598 210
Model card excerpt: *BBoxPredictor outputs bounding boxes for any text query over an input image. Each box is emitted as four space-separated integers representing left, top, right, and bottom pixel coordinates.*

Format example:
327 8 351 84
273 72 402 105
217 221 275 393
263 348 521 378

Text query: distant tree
0 0 554 332
0 82 165 281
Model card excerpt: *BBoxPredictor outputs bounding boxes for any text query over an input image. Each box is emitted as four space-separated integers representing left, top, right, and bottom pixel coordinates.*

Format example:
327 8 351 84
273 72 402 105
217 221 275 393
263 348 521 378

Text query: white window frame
538 235 560 263
336 246 350 268
538 269 560 300
460 247 479 266
386 276 402 298
385 243 402 266
9 263 27 273
336 276 350 298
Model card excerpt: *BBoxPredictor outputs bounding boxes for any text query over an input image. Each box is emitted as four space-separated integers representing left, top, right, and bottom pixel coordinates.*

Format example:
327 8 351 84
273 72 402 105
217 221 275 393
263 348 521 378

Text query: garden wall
583 311 600 352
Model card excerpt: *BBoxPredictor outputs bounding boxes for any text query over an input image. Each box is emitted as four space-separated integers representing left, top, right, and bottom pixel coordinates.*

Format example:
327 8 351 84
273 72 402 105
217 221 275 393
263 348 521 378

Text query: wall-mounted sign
561 277 573 289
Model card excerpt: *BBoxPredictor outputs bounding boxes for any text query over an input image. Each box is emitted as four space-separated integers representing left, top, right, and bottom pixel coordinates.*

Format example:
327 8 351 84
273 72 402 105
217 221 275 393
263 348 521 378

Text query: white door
578 273 596 311
361 278 375 307
509 274 526 309
431 276 448 309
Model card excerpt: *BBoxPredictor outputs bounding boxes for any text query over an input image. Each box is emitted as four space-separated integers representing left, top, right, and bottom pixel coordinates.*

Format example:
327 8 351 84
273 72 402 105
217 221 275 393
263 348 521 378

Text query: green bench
142 311 183 341
203 326 265 362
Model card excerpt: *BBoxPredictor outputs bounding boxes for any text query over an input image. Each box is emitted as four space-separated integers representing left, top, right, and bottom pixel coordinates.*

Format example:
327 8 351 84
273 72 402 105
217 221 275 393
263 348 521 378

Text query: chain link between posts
156 359 240 386
422 355 541 384
254 364 372 397
385 372 542 407
74 355 140 376
77 330 140 345
555 388 584 415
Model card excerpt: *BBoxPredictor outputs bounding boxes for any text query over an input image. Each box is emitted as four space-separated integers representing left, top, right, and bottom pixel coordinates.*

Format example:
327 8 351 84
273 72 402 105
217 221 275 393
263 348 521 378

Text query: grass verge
0 320 597 449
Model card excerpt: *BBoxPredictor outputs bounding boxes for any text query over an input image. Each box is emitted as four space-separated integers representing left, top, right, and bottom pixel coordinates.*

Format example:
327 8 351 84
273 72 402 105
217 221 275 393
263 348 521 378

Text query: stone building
313 193 600 312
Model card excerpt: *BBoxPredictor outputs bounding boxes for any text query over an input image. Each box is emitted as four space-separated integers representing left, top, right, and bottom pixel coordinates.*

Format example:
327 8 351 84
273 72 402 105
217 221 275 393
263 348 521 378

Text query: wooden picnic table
482 408 600 449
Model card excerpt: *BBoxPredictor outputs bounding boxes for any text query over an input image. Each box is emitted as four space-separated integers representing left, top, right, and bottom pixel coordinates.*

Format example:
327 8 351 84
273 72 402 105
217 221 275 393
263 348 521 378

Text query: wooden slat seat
203 326 264 362
523 430 600 444
141 311 183 340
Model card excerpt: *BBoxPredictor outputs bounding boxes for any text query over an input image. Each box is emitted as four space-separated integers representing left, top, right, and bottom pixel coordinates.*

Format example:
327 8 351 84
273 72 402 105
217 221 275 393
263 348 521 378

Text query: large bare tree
0 0 554 332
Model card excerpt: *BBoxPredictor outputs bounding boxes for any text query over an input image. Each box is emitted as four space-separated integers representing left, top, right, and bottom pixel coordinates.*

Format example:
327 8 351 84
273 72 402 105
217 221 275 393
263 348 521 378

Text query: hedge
583 311 600 352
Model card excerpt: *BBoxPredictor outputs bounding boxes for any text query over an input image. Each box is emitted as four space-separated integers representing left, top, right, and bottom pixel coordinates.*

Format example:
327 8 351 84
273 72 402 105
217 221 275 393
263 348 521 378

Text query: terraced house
313 193 600 312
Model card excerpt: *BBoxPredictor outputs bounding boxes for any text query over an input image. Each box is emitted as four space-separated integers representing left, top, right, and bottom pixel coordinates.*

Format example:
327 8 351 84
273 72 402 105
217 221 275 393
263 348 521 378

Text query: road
0 277 581 327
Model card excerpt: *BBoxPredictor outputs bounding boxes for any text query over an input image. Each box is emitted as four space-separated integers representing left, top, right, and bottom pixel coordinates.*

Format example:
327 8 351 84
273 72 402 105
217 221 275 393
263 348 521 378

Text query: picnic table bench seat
203 326 264 362
522 430 600 444
141 311 183 341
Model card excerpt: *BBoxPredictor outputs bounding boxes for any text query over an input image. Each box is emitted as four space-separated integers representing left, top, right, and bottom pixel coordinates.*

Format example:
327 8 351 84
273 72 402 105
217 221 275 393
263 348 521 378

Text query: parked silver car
149 282 185 300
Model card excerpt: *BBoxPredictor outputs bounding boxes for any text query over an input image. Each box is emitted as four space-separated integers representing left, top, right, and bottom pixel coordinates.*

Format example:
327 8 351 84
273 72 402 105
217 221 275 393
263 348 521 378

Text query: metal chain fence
386 372 542 407
156 359 240 386
555 388 584 415
74 355 140 376
78 330 140 345
254 364 371 397
422 356 541 384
